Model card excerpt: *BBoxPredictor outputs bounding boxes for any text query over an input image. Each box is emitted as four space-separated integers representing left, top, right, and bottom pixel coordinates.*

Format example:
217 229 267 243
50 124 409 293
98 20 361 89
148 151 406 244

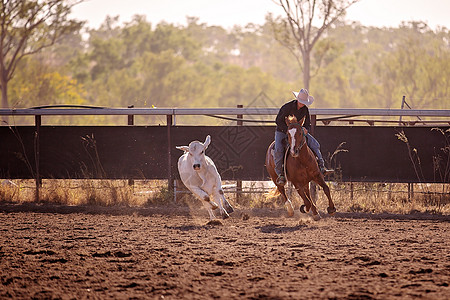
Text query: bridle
287 123 307 156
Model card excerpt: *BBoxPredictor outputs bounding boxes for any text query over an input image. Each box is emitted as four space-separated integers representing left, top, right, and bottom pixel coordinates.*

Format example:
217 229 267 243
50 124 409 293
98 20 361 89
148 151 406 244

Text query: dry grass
1 179 448 215
0 179 169 207
318 182 450 215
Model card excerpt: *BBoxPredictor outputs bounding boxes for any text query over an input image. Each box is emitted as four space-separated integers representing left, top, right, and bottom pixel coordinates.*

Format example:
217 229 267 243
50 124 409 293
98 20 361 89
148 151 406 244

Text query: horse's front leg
295 183 320 220
277 184 294 217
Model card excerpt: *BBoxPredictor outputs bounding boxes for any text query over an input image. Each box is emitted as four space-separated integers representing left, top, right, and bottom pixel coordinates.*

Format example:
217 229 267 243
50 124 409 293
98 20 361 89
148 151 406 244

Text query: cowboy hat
292 88 314 106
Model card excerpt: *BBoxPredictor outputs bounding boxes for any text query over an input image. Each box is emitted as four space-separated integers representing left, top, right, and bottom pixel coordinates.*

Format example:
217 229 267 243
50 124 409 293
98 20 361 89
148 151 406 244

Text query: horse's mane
286 115 305 127
287 115 298 124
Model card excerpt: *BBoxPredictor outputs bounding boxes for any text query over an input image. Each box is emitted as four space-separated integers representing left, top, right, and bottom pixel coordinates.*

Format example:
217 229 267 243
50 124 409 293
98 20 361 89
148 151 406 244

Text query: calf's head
176 135 211 170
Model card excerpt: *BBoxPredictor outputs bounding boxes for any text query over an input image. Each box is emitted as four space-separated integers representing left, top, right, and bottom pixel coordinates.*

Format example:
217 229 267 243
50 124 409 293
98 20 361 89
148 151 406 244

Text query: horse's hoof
285 201 294 217
299 205 308 214
312 213 321 221
206 220 223 226
327 207 336 215
222 211 230 220
307 209 320 221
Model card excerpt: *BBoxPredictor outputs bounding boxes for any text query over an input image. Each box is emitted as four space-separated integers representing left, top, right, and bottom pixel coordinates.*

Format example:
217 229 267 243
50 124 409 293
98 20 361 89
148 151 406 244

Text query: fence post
127 105 134 126
236 105 243 203
310 114 317 202
34 115 41 202
167 114 174 198
350 182 354 201
128 105 135 186
399 95 406 126
408 183 414 201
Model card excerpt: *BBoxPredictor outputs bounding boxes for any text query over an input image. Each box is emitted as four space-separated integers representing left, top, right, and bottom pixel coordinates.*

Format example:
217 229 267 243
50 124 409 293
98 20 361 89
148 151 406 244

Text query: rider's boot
318 159 332 175
276 173 286 186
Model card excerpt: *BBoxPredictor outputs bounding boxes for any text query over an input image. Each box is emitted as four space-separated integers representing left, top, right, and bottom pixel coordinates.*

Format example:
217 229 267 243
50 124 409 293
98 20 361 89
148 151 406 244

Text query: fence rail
1 107 449 117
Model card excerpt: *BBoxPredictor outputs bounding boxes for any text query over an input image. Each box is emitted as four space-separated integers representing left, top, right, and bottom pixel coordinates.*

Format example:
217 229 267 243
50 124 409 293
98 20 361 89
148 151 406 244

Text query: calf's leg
218 189 234 214
213 189 230 219
188 186 218 211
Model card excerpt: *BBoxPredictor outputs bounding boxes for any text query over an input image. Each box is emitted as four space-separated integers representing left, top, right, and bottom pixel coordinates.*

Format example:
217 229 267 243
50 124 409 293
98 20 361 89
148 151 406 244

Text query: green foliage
0 0 83 108
6 13 450 120
9 57 87 108
373 25 450 109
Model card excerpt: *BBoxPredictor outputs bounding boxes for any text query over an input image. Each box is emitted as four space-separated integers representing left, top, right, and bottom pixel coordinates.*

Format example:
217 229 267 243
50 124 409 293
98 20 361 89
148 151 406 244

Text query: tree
268 0 359 89
374 28 450 109
9 56 86 108
0 0 83 108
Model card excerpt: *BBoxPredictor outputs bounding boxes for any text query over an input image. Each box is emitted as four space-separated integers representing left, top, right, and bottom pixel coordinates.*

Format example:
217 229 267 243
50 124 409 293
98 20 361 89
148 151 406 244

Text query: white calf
176 135 234 220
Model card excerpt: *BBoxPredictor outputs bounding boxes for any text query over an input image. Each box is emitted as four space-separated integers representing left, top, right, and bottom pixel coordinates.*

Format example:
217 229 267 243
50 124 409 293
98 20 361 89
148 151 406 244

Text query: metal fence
1 107 449 192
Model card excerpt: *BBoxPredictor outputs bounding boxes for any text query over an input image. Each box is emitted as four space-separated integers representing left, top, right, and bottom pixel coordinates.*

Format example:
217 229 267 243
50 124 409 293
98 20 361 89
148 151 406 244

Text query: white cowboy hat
292 88 314 106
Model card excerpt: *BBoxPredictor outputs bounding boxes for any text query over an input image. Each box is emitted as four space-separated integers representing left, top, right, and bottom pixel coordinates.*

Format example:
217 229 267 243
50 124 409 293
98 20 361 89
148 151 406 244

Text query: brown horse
265 115 336 220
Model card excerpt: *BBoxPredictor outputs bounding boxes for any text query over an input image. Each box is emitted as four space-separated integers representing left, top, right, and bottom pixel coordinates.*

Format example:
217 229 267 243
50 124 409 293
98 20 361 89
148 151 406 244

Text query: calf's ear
176 146 189 153
203 135 211 149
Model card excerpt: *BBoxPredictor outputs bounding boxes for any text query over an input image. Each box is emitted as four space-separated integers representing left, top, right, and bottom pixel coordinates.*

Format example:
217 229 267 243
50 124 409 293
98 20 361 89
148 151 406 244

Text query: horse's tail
265 186 281 199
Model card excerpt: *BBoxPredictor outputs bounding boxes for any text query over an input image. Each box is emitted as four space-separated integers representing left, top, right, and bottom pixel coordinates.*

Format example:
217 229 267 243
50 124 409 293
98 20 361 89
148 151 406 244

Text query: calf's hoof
204 197 218 210
224 202 234 214
221 209 230 219
327 206 336 215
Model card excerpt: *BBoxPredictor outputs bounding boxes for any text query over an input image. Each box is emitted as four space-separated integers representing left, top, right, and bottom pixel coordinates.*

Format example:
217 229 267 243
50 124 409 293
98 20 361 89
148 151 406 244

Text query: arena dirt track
1 203 449 299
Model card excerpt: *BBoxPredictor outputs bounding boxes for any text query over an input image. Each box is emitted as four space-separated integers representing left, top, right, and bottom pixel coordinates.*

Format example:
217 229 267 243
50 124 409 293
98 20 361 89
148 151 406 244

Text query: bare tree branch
269 0 360 89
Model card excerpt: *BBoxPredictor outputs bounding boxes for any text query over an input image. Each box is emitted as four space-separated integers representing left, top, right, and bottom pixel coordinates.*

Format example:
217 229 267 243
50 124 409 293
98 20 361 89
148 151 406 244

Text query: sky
70 0 450 31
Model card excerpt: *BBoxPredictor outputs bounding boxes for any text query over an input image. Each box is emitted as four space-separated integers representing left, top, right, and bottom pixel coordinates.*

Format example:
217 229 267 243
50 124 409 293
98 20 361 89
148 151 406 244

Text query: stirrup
320 167 334 176
276 175 286 186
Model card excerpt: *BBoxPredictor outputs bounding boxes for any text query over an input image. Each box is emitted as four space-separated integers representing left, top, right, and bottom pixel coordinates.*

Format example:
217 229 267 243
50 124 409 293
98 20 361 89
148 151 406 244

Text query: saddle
272 140 333 176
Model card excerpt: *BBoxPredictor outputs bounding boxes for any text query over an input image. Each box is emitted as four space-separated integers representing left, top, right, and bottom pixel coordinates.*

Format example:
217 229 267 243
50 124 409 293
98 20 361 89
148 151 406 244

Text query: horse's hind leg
315 177 336 215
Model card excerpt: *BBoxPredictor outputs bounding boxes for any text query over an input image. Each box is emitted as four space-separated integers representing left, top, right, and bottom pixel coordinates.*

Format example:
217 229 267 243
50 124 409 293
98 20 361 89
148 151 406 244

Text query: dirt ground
0 203 449 299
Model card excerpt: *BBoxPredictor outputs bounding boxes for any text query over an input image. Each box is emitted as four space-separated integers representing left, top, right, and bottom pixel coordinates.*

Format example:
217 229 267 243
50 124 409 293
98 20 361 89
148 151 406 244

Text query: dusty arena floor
0 203 449 299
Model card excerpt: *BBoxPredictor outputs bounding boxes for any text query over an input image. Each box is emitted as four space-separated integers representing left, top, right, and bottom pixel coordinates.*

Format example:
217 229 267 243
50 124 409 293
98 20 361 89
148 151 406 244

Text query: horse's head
285 115 307 158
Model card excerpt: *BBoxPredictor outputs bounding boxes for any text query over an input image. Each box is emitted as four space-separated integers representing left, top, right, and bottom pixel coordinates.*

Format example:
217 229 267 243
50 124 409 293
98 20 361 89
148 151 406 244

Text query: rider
274 88 329 186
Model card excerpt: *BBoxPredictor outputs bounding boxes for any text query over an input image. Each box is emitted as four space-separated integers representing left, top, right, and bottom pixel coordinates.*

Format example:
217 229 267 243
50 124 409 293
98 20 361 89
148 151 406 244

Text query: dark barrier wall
1 125 449 183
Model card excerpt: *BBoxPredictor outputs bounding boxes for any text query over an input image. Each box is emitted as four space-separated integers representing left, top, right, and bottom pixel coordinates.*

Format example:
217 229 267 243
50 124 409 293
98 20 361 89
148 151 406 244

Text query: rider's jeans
274 131 287 177
306 133 324 165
